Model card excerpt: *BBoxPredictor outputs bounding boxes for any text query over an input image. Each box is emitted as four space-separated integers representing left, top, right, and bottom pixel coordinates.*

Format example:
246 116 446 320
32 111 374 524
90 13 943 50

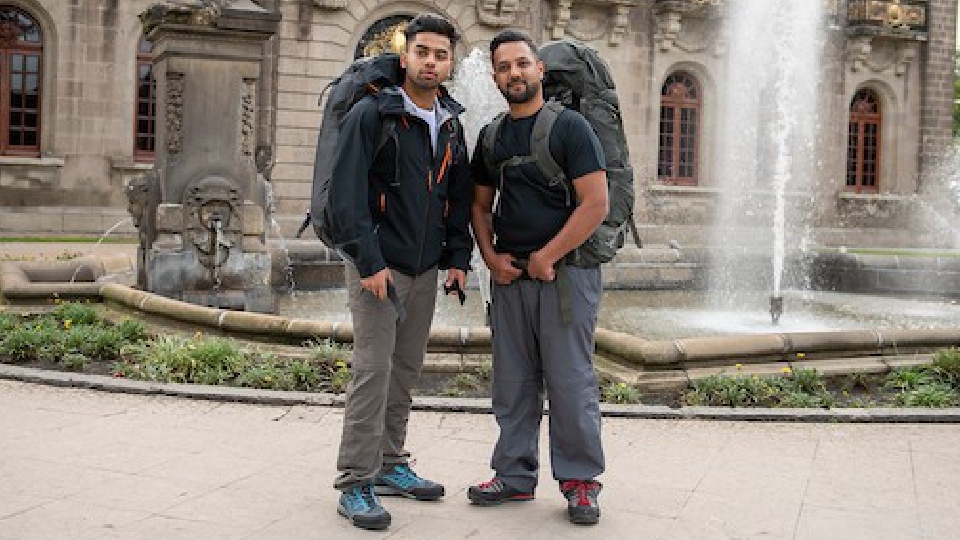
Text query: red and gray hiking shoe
560 479 602 525
467 477 535 506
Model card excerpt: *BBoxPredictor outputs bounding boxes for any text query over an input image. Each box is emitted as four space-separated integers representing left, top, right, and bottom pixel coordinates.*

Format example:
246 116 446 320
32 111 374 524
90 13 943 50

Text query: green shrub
475 358 493 381
0 325 47 362
601 382 642 404
51 302 99 326
287 359 322 390
896 384 958 407
884 368 936 391
329 360 352 393
237 363 295 391
59 352 89 372
788 368 827 394
0 313 18 333
931 348 960 385
115 319 148 343
307 339 350 364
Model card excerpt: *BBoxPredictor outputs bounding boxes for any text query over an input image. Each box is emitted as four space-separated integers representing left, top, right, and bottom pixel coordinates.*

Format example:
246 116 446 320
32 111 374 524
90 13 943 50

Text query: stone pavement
2 380 960 540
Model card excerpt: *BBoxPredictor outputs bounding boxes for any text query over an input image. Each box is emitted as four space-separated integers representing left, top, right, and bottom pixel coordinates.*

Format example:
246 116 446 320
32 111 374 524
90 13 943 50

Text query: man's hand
445 268 467 296
360 268 392 300
527 250 556 282
486 252 522 285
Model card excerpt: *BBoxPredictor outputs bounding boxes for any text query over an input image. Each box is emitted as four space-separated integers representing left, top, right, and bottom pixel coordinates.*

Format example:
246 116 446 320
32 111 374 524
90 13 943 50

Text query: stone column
133 0 280 312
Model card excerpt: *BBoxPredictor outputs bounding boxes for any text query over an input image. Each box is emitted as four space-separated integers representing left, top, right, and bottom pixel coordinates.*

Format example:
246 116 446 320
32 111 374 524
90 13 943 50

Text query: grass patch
3 305 959 408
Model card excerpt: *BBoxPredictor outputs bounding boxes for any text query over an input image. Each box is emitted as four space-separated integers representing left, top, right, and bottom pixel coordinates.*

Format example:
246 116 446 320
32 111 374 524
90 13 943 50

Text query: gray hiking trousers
334 263 438 489
489 265 605 493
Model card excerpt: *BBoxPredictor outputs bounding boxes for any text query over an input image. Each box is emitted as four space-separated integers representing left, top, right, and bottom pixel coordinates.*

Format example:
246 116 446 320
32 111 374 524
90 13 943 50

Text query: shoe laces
389 463 422 483
478 477 503 491
346 483 380 511
561 480 599 507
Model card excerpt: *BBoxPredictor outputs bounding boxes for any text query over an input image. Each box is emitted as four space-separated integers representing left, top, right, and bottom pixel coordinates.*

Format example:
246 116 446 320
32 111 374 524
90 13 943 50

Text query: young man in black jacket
326 14 473 531
468 29 608 525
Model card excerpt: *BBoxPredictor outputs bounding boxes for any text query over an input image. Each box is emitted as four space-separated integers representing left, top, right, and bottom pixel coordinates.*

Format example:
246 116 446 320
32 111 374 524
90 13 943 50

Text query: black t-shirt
472 107 605 256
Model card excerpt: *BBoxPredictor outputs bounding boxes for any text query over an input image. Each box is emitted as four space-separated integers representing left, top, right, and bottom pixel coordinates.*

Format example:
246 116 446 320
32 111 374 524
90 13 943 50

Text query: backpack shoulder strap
531 100 564 185
482 112 507 175
376 115 396 156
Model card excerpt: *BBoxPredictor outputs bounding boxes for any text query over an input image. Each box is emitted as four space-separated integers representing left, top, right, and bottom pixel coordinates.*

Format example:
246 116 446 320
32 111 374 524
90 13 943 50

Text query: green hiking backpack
481 38 640 266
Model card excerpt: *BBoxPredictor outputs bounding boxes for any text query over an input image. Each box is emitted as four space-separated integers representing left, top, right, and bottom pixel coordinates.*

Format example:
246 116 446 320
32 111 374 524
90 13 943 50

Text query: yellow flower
194 331 203 339
63 319 72 329
782 367 793 374
796 352 806 358
735 363 743 370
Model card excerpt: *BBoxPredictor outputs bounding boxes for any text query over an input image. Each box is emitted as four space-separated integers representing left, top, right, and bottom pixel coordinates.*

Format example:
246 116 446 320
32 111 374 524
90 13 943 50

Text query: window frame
0 6 42 157
846 88 882 194
134 37 156 162
658 72 701 187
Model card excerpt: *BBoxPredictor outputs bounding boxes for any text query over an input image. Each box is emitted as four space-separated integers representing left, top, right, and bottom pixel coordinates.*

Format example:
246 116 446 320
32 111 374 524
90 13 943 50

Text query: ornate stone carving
165 73 185 155
183 176 242 270
847 35 915 76
548 0 639 46
654 1 724 55
477 0 521 27
125 173 151 229
654 10 682 52
241 79 256 156
848 0 926 29
141 1 277 34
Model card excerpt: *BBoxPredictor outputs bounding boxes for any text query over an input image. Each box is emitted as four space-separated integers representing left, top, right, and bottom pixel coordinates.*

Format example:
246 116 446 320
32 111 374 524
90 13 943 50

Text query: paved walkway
2 380 960 540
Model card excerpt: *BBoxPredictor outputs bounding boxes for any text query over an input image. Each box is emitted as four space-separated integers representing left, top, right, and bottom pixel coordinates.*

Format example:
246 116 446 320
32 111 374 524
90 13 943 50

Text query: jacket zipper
415 118 444 273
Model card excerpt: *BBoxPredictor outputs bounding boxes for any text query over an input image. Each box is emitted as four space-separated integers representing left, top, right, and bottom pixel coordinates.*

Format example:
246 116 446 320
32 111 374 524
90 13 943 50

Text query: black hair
489 29 539 59
404 13 459 49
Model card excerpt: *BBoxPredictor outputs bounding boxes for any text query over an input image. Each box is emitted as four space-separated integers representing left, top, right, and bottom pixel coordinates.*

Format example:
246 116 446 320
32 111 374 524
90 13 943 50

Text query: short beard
408 75 441 92
501 79 540 104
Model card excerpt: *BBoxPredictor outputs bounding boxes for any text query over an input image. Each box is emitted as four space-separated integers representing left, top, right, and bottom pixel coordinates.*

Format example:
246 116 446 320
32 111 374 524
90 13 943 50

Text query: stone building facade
0 0 956 250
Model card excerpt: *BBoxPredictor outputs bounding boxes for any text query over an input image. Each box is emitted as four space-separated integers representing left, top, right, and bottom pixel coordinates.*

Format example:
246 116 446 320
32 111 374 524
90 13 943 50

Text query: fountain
709 0 825 325
2 3 958 382
125 0 280 313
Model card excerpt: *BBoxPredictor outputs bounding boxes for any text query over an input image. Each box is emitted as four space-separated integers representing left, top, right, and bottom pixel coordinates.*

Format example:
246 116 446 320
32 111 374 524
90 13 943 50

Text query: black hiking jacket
327 86 473 278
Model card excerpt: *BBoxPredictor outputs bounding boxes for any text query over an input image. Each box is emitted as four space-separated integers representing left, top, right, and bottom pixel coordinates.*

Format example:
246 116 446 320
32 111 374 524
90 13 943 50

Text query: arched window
658 72 701 186
846 88 881 193
134 37 156 161
0 6 42 157
355 15 411 59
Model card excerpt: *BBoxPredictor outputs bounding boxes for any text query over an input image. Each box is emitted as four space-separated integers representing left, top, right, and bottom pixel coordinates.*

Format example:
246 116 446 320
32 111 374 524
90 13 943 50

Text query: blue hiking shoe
374 463 445 501
337 483 391 530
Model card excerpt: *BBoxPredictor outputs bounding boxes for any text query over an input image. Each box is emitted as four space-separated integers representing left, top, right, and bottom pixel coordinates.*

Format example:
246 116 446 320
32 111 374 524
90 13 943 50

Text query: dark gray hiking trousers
489 266 605 492
334 263 438 490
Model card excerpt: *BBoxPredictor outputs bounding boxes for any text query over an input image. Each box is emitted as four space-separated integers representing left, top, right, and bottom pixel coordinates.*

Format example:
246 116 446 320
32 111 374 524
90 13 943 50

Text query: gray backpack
481 39 640 265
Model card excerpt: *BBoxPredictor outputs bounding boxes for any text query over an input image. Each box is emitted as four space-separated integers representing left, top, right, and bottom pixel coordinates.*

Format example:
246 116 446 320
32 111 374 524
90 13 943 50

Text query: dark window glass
134 37 156 160
846 89 881 193
658 72 701 186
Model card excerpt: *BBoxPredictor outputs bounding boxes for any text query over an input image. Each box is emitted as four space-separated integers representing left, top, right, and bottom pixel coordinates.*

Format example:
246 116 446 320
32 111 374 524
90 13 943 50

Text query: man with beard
326 14 473 531
467 29 608 525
